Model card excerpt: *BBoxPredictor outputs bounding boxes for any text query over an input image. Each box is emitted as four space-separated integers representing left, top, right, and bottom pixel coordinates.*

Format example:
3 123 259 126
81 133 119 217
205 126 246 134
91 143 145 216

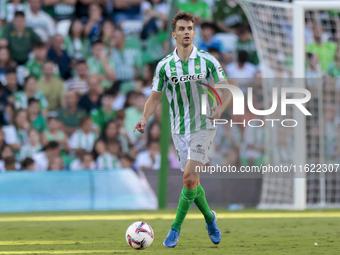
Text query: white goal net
238 0 340 209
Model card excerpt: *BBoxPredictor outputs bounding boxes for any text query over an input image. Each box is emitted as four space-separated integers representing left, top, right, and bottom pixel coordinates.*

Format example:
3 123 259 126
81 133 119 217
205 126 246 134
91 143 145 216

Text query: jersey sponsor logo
170 73 205 84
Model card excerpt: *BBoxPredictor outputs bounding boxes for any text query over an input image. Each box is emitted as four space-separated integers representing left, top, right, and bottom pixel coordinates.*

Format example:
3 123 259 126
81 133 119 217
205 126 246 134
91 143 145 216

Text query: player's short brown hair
171 12 195 32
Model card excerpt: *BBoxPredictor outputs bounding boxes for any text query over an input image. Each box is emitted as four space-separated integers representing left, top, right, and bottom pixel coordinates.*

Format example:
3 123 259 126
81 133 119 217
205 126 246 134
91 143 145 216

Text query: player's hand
206 105 223 122
134 119 147 134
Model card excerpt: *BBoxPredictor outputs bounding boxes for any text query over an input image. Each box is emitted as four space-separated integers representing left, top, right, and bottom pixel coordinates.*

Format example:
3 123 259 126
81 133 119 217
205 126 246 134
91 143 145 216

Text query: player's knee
183 176 197 189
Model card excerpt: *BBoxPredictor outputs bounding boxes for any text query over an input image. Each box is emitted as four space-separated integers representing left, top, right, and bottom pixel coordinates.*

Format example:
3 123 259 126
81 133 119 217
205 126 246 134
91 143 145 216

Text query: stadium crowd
3 0 337 172
0 0 263 172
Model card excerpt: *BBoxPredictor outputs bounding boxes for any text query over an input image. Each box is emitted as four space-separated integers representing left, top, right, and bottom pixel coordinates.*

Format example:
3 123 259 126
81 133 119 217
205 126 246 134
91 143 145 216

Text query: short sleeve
207 55 227 83
151 61 167 92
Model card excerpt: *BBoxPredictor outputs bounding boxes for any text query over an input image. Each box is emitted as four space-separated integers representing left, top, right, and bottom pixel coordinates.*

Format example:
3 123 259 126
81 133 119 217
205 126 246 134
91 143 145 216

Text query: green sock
194 184 214 224
171 186 198 232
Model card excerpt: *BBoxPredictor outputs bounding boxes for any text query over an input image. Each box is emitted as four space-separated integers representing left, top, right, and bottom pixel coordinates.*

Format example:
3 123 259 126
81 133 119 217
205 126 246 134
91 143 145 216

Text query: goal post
238 0 340 210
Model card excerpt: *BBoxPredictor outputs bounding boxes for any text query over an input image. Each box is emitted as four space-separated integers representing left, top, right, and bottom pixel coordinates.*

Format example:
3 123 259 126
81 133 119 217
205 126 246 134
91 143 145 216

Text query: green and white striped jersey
151 46 227 134
14 90 49 110
68 129 98 152
96 152 121 170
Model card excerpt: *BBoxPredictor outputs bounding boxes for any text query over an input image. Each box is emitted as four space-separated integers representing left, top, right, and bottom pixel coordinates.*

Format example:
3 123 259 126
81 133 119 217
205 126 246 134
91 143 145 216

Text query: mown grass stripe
1 212 340 222
0 250 130 254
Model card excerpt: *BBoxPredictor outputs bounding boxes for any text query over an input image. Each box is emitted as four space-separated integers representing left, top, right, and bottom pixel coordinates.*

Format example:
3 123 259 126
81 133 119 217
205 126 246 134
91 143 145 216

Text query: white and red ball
125 221 154 249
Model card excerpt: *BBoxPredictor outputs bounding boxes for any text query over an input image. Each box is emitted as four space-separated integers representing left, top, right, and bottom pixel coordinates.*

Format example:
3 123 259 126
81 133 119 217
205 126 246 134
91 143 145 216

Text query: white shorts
172 129 217 172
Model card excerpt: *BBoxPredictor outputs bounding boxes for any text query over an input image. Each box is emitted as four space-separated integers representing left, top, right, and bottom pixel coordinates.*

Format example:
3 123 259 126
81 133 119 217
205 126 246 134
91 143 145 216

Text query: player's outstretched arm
133 91 163 134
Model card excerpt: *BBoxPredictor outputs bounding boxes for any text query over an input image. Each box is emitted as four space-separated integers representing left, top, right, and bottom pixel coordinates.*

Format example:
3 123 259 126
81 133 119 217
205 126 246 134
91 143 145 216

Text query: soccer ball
125 221 154 249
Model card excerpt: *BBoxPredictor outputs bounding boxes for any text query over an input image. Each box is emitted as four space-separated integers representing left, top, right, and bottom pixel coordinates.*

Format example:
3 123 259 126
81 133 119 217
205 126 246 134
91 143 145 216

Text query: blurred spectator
13 109 30 146
0 145 20 171
323 104 340 162
135 139 160 170
48 156 63 171
4 68 18 102
136 120 159 151
2 0 28 23
25 42 60 81
113 0 143 24
42 0 76 21
75 0 106 19
123 90 137 109
0 145 15 165
27 98 47 133
57 90 86 136
240 121 265 167
42 117 69 152
33 141 60 171
0 83 11 125
2 122 22 151
236 25 259 66
119 152 134 169
37 61 64 111
177 0 211 21
110 28 142 84
0 11 41 65
271 127 292 167
19 128 42 161
213 0 247 33
65 19 91 60
147 121 160 141
92 138 106 160
328 46 340 82
225 50 257 91
99 120 129 152
124 92 146 137
64 60 89 95
4 156 17 171
96 137 122 169
306 53 322 95
87 40 116 89
68 116 97 152
0 128 6 151
223 147 240 166
306 26 337 72
78 74 103 113
90 90 116 133
21 157 35 170
0 47 17 84
15 76 48 116
83 3 104 42
26 0 56 42
47 34 71 80
211 123 241 165
135 62 157 97
70 150 95 170
140 0 168 39
101 20 115 49
197 22 224 53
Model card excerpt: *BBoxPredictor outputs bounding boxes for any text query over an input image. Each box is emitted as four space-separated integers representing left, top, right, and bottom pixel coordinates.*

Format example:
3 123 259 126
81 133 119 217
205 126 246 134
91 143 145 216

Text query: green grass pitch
0 208 339 255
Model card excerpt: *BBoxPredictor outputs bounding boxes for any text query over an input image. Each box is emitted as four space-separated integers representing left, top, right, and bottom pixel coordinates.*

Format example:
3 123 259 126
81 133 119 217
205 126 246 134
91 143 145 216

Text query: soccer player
134 12 231 248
